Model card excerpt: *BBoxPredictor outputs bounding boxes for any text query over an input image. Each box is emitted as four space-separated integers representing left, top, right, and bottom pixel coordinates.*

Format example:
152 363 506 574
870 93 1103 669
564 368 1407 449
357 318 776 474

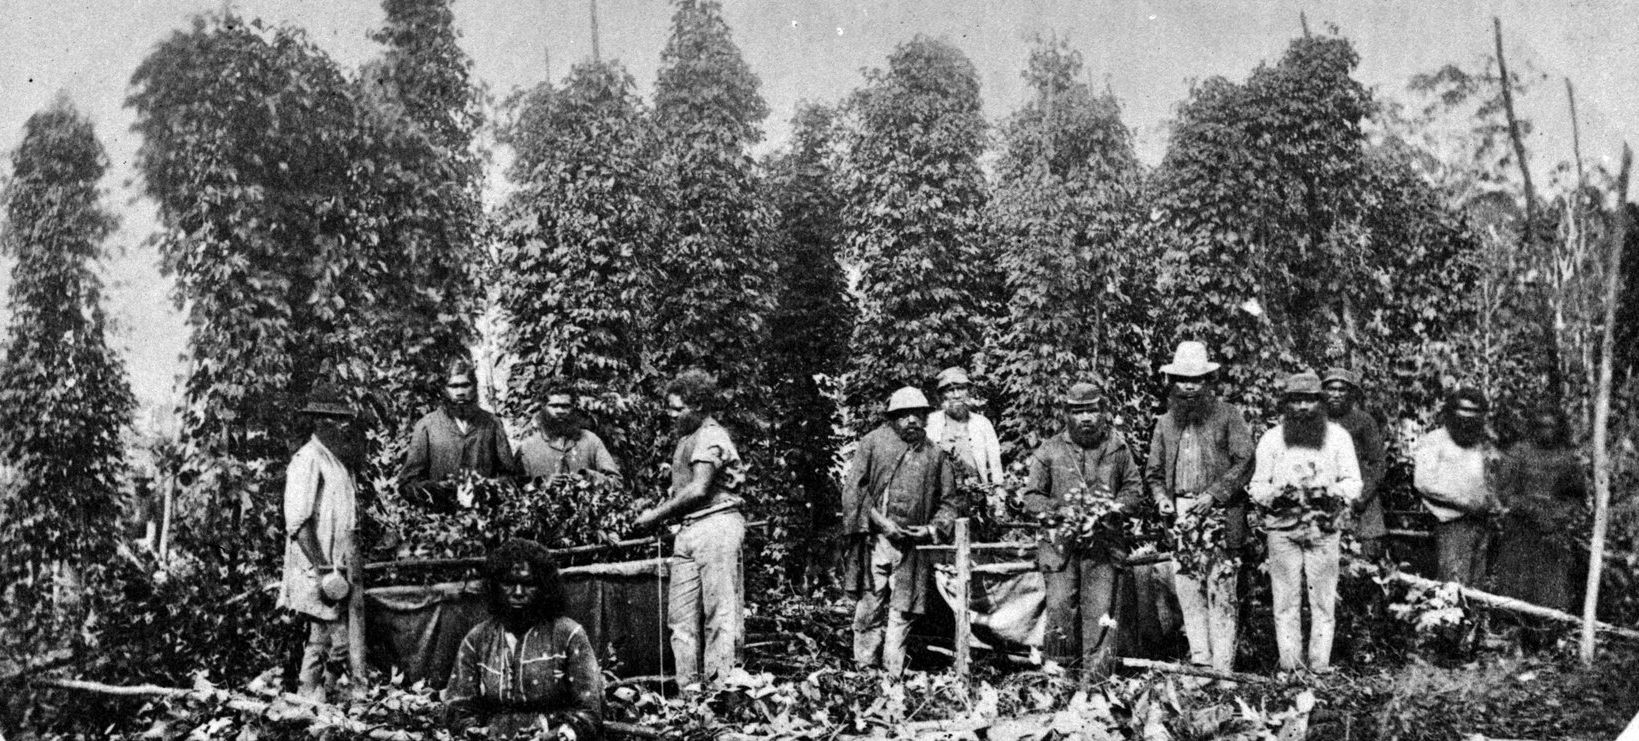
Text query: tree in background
650 0 774 406
840 36 1002 429
493 59 660 468
0 98 135 659
762 103 853 579
987 37 1153 455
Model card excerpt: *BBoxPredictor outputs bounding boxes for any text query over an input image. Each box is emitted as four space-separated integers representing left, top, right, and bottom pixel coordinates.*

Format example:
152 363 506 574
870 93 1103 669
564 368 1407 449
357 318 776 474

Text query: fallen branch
0 648 75 685
1119 658 1274 685
32 677 423 740
1382 568 1639 642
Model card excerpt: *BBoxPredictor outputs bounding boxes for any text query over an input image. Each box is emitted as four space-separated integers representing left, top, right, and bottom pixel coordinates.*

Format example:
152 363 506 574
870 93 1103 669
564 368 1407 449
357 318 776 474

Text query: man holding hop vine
1248 372 1362 674
1022 382 1143 686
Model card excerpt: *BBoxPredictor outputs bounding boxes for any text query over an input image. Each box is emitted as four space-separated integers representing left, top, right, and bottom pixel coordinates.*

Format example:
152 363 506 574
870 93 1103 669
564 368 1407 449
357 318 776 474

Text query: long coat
1143 398 1254 547
839 426 959 615
397 406 521 489
1492 442 1584 611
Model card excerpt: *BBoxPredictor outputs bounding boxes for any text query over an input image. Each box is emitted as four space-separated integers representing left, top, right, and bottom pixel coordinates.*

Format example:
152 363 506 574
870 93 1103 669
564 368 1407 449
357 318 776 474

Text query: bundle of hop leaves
1034 482 1124 550
1262 481 1347 533
1170 506 1238 579
375 470 638 559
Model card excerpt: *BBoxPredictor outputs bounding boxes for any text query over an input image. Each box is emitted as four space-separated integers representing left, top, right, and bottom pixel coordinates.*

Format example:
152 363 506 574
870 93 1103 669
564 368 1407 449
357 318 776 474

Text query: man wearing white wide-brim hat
1144 341 1255 674
279 382 359 702
840 386 960 675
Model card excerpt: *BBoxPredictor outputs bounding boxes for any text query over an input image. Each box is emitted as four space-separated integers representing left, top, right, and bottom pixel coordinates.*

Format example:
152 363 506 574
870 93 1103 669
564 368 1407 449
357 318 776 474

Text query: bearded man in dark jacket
1144 341 1254 673
517 382 621 486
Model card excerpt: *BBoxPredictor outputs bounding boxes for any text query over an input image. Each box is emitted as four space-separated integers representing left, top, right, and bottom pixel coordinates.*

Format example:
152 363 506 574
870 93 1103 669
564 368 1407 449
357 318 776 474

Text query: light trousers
1173 560 1239 671
668 510 745 687
852 535 915 675
1265 526 1340 671
298 615 349 702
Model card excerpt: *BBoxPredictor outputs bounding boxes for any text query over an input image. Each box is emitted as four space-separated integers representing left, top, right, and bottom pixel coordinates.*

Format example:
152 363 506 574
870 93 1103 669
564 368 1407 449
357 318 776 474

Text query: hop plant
1033 482 1125 549
1169 507 1238 579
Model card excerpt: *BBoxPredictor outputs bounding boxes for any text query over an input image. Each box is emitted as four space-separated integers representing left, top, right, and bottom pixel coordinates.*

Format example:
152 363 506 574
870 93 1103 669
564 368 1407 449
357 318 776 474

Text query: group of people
272 342 1586 736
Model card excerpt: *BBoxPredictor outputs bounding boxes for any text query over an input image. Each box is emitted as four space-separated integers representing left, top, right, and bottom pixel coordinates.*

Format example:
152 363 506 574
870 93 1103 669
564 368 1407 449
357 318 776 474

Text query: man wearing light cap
1321 368 1387 559
840 386 960 675
925 367 1003 507
1144 341 1254 674
1248 372 1362 673
1022 381 1143 685
279 382 360 701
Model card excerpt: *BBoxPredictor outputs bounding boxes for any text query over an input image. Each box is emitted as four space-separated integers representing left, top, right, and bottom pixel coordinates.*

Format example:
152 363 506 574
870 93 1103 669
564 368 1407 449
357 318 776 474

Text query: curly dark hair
665 368 719 413
483 539 566 622
443 357 478 385
1441 386 1489 418
540 380 577 403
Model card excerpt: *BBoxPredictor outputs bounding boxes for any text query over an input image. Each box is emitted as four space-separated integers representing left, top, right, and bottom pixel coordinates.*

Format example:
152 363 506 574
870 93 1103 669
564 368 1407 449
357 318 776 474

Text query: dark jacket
1023 430 1144 570
398 406 522 489
1331 406 1387 538
1143 397 1255 547
840 426 959 615
445 616 602 739
517 413 622 484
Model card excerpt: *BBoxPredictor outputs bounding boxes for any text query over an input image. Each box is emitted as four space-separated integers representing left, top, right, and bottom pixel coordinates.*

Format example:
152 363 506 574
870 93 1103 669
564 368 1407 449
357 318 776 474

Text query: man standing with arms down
632 369 746 688
1145 341 1254 674
925 367 1003 511
1023 382 1144 685
1413 387 1498 586
840 387 959 676
399 358 521 507
279 383 360 702
1248 372 1361 674
517 382 622 485
1321 368 1387 559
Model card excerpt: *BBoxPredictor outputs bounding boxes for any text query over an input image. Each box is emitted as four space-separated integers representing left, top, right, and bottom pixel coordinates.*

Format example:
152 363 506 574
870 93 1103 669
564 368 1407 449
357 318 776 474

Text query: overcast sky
2 0 1635 423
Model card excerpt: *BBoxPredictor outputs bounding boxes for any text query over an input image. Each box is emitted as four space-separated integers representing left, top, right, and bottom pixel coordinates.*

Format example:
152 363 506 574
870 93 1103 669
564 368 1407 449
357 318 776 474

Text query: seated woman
446 539 603 739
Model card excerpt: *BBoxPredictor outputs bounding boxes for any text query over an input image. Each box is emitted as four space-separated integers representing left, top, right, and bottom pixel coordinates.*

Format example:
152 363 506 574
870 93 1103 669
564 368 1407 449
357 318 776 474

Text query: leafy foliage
374 472 637 559
988 37 1156 456
0 97 136 666
840 36 1004 428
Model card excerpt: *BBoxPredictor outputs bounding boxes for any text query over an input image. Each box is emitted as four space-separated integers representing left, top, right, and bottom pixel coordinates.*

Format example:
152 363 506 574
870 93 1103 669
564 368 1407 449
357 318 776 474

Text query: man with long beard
1144 341 1253 674
399 358 521 507
840 387 959 675
1248 372 1361 674
632 369 746 688
1413 387 1499 585
925 367 1003 509
445 539 603 739
1321 368 1387 559
517 382 622 485
1022 382 1143 686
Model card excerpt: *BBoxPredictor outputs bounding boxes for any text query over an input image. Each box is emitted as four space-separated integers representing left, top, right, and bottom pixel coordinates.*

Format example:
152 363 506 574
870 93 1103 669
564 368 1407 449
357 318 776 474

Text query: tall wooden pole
953 518 972 687
589 0 601 62
1581 143 1632 663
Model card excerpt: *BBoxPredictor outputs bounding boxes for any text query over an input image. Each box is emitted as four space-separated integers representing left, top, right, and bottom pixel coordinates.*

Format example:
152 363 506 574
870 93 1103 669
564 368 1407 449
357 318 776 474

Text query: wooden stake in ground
1581 143 1633 663
953 517 972 688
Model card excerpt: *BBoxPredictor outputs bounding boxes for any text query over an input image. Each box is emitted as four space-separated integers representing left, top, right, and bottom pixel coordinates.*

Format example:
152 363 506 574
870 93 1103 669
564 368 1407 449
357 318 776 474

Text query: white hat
1159 341 1221 377
886 387 932 414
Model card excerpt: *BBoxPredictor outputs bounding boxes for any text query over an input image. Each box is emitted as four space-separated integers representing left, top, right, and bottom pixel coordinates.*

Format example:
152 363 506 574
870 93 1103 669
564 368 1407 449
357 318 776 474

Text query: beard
541 414 581 439
1447 416 1486 448
496 597 545 633
1282 406 1328 449
1169 390 1216 428
1325 398 1353 418
443 398 477 422
894 421 927 445
672 410 705 437
943 399 970 421
1068 421 1107 449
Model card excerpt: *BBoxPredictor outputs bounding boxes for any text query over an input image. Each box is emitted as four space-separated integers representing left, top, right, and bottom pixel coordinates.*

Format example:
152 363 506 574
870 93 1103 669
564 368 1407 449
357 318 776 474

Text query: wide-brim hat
1159 341 1221 377
1063 382 1100 407
886 386 933 414
1283 371 1323 397
300 382 356 418
935 366 971 390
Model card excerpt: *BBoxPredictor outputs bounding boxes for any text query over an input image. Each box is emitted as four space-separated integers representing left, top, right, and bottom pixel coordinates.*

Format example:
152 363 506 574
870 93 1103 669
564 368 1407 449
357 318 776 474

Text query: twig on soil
1118 658 1276 685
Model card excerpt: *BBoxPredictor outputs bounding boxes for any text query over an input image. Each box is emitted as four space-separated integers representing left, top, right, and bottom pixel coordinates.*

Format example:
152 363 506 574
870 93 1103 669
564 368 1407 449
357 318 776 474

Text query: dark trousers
1042 557 1121 685
1434 516 1491 586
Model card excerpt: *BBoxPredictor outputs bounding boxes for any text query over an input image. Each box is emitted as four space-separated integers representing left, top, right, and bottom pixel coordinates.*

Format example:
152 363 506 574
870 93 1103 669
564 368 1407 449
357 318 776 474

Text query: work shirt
398 406 521 489
1330 406 1387 536
669 417 745 521
517 417 621 483
839 425 959 614
278 436 356 622
1144 397 1256 548
1412 427 1497 523
926 410 1002 485
1248 423 1363 530
1022 430 1144 568
444 617 602 739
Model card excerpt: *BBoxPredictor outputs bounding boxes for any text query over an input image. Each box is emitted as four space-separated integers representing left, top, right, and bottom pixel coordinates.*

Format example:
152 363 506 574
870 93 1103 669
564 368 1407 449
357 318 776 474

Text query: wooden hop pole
1581 143 1633 663
952 518 972 687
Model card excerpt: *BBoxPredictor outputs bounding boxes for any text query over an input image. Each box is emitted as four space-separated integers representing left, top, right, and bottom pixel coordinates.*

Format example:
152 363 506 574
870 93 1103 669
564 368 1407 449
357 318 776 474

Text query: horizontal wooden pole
368 521 769 573
33 677 422 740
1119 657 1274 685
1382 568 1639 641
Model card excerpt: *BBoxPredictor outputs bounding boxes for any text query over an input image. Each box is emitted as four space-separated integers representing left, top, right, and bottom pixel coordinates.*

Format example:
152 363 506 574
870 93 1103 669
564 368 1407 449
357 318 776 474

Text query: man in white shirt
1412 387 1498 586
924 366 1003 513
1248 372 1362 673
278 383 359 701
